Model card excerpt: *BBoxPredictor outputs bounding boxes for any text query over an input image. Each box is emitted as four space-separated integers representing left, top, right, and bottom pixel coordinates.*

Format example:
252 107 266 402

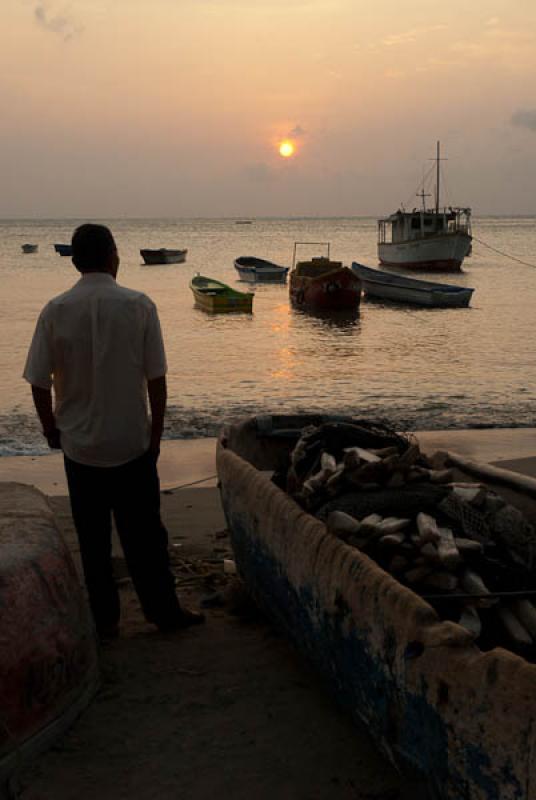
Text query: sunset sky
3 0 536 217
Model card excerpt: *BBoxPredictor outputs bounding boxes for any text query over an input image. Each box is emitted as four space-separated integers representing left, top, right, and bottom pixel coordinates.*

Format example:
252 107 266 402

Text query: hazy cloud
244 163 276 183
34 3 83 41
289 125 306 138
380 24 446 48
512 109 536 132
451 28 535 63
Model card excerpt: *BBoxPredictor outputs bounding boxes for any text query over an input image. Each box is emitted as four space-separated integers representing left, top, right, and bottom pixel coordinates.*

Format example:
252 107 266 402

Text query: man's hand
149 434 161 462
45 427 62 450
148 375 166 464
31 386 62 450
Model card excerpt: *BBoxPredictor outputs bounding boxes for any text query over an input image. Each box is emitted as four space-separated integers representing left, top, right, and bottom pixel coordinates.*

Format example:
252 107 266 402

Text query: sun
279 140 295 158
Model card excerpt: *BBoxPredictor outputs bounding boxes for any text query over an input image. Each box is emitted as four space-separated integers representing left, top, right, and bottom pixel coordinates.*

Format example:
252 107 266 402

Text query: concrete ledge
0 483 99 792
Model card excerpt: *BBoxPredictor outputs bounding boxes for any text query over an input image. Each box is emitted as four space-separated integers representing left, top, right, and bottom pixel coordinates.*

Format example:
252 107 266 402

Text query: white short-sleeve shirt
23 272 167 467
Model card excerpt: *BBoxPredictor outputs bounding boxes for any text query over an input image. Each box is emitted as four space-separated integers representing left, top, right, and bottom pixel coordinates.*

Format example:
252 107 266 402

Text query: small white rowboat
352 262 474 308
234 257 289 284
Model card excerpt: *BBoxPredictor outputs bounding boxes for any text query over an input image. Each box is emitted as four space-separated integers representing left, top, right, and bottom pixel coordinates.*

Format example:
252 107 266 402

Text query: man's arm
31 386 61 449
147 375 167 460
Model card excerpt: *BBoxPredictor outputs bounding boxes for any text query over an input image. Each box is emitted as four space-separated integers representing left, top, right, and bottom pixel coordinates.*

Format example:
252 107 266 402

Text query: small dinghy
190 274 253 313
140 248 187 265
54 244 72 256
234 256 289 284
352 262 474 308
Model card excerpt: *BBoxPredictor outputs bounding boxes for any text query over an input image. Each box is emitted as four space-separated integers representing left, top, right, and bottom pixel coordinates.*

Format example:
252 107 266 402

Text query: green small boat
190 274 253 314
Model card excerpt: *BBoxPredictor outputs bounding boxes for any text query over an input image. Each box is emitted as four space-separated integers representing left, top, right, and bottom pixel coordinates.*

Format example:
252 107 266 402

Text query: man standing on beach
23 223 204 638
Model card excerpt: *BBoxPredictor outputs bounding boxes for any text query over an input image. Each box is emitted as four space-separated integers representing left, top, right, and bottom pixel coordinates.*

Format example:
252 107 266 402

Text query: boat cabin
378 207 471 245
294 257 343 277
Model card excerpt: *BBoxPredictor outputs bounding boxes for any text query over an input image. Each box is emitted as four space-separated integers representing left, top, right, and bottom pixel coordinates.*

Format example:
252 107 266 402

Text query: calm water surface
1 217 535 456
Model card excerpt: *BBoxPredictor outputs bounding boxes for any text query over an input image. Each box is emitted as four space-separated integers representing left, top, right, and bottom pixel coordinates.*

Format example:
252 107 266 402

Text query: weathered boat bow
0 483 99 793
217 415 536 800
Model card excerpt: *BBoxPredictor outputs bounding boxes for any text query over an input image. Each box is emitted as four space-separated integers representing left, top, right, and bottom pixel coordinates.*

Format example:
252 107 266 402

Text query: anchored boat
352 262 474 308
377 143 472 272
190 274 253 313
53 244 72 256
289 242 361 312
217 414 536 800
234 257 289 284
140 248 187 265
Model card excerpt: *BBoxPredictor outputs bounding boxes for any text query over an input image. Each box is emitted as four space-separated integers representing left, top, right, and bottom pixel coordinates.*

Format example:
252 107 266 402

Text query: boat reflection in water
291 306 361 332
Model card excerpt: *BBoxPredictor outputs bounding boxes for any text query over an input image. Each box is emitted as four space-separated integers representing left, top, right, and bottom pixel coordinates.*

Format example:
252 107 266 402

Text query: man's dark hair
71 224 117 272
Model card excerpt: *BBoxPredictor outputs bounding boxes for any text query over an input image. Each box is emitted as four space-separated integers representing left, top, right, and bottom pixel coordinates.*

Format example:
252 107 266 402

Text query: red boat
289 255 361 312
0 484 99 788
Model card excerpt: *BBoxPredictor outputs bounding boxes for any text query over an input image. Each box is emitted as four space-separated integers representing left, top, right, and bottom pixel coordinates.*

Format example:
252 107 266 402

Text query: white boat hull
378 233 471 272
352 262 474 308
363 282 471 307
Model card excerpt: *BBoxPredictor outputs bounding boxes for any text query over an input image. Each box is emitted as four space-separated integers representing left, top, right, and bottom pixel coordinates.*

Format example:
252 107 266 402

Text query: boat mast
435 140 440 215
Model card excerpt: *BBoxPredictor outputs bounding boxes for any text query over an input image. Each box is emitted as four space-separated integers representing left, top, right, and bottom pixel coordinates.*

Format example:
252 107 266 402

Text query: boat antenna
417 167 431 211
430 141 447 214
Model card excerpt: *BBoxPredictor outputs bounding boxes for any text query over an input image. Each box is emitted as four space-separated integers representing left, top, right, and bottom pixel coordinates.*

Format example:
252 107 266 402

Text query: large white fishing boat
377 142 472 272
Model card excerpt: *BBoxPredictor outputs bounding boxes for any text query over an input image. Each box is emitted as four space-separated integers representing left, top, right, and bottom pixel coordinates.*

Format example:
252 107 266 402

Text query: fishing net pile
278 419 536 657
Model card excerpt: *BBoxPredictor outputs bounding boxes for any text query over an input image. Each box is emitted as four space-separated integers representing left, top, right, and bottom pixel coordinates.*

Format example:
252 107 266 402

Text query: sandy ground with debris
17 485 426 800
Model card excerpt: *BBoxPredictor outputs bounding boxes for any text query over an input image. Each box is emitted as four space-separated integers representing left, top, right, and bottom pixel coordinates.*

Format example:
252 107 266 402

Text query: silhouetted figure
24 223 204 638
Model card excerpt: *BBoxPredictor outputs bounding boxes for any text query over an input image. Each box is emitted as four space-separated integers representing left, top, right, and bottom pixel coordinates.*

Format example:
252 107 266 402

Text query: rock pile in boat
282 420 536 656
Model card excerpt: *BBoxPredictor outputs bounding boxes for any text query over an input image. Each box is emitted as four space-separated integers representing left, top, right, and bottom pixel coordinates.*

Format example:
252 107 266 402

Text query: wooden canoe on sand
217 414 536 800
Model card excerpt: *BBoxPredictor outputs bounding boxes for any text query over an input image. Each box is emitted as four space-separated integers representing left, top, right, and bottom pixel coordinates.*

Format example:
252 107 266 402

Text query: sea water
1 216 535 457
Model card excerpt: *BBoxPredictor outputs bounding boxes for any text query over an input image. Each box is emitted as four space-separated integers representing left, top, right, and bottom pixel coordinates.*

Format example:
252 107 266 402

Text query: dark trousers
64 450 182 632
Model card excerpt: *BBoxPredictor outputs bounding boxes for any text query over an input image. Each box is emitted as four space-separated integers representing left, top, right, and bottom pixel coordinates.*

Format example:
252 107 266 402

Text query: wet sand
3 426 536 496
11 429 536 799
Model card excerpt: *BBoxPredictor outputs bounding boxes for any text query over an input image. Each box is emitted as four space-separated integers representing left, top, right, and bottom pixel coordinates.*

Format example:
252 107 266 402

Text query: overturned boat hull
217 415 536 800
0 484 99 790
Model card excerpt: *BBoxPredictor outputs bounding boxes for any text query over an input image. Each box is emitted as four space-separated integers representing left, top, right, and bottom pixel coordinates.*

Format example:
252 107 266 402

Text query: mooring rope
472 235 536 270
170 474 218 491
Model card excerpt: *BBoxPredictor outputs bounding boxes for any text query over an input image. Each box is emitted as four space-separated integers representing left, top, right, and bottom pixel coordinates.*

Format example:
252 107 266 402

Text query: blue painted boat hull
234 257 289 283
217 415 536 800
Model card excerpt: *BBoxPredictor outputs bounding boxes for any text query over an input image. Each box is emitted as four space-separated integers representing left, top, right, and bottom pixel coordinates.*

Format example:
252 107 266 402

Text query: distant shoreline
2 214 536 222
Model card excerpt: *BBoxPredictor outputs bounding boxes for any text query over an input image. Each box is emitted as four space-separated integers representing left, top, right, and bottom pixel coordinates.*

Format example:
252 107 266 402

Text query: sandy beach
8 429 536 799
